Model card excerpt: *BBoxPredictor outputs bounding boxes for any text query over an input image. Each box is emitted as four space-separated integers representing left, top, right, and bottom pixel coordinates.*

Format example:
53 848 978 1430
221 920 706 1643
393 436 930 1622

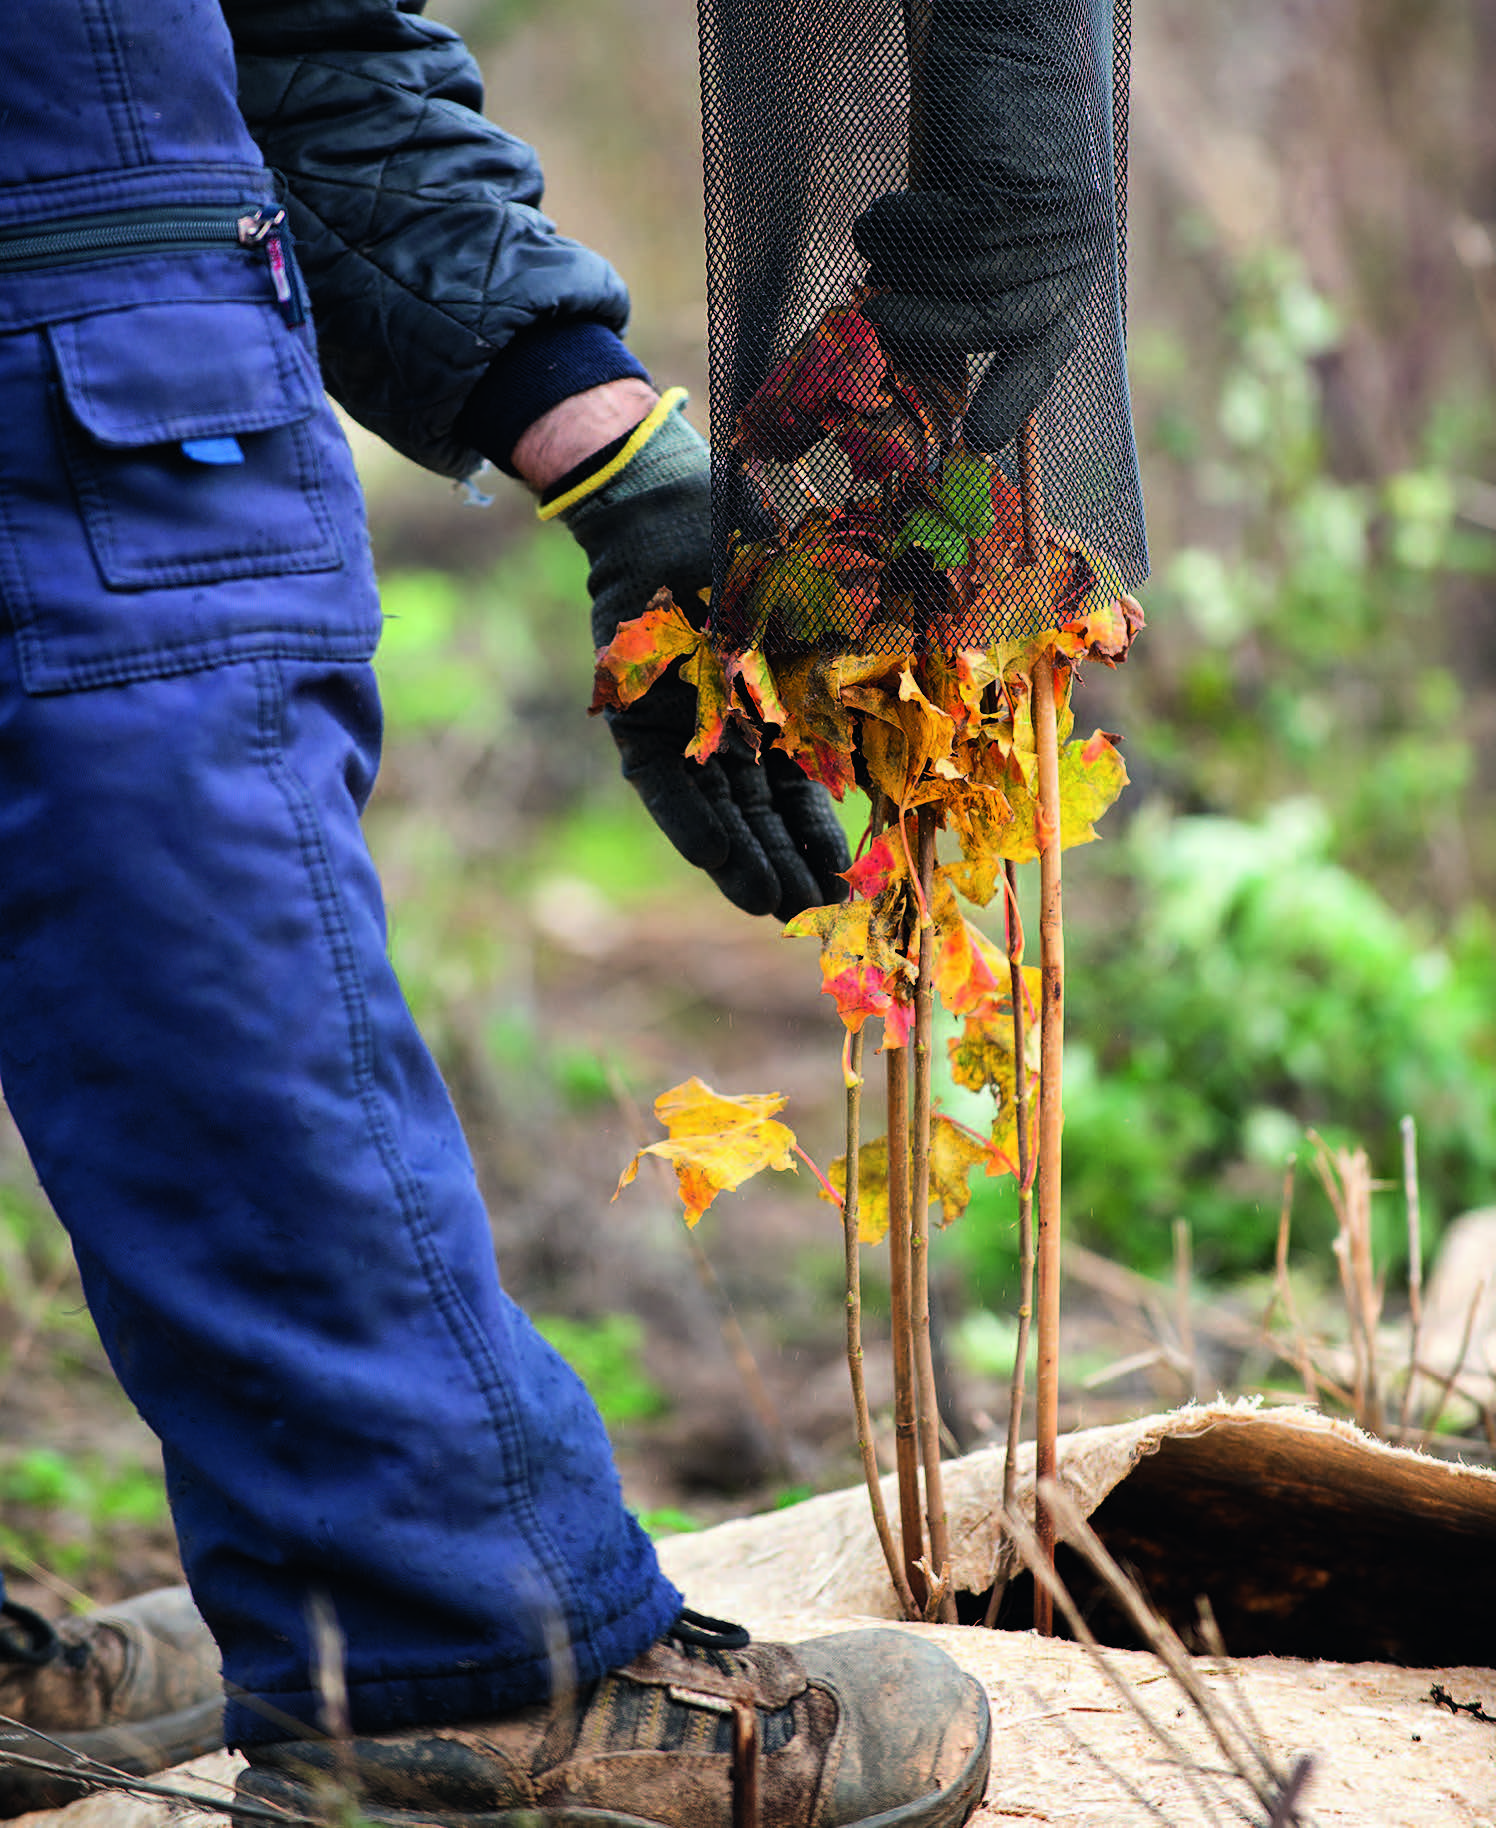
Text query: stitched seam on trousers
250 657 583 1629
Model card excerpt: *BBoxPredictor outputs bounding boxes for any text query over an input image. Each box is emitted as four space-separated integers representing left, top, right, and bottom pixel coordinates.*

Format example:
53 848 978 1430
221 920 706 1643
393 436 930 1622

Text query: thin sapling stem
841 1025 919 1621
1020 406 1064 1636
984 857 1034 1628
885 1030 927 1607
910 802 955 1621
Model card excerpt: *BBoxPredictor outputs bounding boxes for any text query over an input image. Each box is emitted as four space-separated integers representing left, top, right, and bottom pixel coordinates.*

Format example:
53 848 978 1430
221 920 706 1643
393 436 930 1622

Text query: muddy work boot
0 1587 224 1818
238 1608 990 1827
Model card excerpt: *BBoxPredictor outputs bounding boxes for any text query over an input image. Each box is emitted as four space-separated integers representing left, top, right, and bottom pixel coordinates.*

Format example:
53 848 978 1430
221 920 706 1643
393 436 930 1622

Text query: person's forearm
510 381 661 493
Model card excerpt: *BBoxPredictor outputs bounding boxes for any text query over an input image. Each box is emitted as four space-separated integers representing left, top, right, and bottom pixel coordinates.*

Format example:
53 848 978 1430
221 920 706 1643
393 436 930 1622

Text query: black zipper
0 204 307 325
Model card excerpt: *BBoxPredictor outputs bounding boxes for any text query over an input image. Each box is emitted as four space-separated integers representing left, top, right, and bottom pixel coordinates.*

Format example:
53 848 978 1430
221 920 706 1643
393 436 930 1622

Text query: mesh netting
698 0 1147 656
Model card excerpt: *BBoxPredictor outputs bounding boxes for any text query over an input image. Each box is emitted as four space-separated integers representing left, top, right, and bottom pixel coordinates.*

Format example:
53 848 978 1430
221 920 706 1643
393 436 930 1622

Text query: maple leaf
614 1076 798 1228
735 647 790 732
590 591 701 713
840 666 957 808
784 898 910 1032
1058 728 1130 847
769 653 861 799
682 639 730 762
840 831 906 901
930 872 1009 1017
825 1116 994 1245
1055 590 1146 666
734 304 892 462
836 410 926 484
920 646 996 739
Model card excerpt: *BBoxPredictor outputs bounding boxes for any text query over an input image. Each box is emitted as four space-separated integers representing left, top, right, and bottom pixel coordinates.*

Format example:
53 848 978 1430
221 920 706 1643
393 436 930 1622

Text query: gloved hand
545 393 849 920
850 0 1112 453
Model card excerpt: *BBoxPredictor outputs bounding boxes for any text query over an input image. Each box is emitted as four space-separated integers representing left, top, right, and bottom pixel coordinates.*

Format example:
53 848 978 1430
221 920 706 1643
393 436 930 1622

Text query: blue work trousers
0 252 679 1746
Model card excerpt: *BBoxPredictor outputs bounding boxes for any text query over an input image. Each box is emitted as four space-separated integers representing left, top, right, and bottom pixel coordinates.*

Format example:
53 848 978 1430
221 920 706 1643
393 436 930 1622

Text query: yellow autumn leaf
824 1115 994 1244
614 1076 798 1228
682 640 730 762
1059 729 1129 848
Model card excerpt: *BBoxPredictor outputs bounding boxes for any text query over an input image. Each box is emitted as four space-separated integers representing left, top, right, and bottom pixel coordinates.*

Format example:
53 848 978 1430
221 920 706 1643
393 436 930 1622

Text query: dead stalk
885 1028 926 1604
1417 1277 1488 1453
910 803 955 1619
1037 1483 1308 1821
841 1025 920 1620
1002 1505 1278 1827
1269 1159 1321 1406
1174 1218 1199 1402
1400 1114 1424 1431
1310 1133 1382 1435
983 858 1035 1628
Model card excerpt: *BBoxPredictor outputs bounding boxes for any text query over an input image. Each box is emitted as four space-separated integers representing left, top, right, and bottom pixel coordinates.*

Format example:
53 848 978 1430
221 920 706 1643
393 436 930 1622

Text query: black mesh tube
698 0 1146 655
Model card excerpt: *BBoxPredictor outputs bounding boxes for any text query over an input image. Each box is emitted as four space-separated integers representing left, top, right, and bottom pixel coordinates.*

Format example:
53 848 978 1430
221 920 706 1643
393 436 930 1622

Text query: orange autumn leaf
590 590 700 714
614 1076 798 1228
930 873 1008 1017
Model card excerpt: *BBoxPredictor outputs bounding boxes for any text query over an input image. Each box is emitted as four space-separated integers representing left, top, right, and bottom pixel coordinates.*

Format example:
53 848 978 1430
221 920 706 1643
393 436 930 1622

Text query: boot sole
0 1697 225 1818
233 1698 992 1828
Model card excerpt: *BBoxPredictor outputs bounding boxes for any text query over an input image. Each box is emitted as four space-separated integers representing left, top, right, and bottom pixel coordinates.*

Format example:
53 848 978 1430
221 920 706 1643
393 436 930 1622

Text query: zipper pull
237 206 308 328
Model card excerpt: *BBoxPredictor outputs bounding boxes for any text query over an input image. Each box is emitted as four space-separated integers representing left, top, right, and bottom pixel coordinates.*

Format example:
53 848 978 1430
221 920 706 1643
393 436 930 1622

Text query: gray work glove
552 397 850 920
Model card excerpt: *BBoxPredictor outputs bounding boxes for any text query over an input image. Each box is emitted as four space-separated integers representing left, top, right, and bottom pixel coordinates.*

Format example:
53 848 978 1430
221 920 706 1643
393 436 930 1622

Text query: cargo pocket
0 299 379 693
50 300 340 588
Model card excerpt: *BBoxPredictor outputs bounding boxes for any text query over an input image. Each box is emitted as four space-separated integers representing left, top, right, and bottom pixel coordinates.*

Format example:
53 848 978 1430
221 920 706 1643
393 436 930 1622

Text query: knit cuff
454 322 652 476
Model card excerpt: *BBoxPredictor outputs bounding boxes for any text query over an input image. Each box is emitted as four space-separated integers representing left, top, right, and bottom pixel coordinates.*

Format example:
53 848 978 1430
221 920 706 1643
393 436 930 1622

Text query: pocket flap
49 301 321 448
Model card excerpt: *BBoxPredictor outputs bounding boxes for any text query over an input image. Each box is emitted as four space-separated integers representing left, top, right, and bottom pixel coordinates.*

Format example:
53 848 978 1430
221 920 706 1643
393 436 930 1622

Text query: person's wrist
511 380 661 493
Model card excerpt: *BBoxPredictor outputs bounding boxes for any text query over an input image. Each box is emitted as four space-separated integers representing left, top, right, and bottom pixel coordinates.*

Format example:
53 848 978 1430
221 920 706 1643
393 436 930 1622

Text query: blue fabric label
180 435 245 466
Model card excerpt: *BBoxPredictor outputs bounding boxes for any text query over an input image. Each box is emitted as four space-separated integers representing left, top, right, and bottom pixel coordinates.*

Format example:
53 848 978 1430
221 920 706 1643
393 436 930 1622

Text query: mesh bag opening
698 0 1147 657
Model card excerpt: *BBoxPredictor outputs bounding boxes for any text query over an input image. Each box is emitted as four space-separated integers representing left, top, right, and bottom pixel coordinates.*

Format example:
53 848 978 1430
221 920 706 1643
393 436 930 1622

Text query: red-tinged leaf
922 647 996 738
797 735 858 801
836 412 927 483
880 997 915 1052
820 961 896 1033
841 832 906 901
786 896 911 1031
990 469 1024 546
614 1076 798 1228
715 540 778 646
681 640 730 762
590 591 700 714
770 654 859 798
734 304 892 461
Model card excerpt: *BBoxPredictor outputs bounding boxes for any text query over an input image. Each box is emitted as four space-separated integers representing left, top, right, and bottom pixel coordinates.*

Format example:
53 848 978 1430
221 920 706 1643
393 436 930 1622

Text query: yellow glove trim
535 386 690 523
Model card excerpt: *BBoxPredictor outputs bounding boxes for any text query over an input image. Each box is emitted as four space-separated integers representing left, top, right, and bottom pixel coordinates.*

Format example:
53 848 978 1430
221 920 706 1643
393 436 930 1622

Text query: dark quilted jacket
222 0 634 477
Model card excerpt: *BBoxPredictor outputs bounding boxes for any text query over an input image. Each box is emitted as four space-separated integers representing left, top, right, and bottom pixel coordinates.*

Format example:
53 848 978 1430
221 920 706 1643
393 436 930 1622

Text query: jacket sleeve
222 0 639 478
